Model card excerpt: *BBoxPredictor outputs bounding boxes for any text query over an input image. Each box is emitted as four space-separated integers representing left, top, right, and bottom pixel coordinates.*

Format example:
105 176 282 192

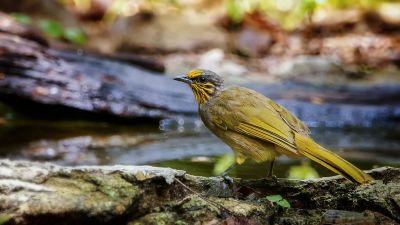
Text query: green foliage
38 20 64 38
10 13 31 25
37 19 86 45
265 195 291 208
225 0 245 23
288 161 320 180
300 0 317 16
64 28 87 45
326 0 379 9
223 0 395 29
9 15 87 45
0 214 12 225
213 153 235 175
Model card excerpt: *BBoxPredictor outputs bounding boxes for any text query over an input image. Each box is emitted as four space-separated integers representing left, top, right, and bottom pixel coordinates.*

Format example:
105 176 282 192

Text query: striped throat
174 69 224 105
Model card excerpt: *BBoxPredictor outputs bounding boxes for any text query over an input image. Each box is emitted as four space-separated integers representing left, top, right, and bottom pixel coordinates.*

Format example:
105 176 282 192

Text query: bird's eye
198 77 206 83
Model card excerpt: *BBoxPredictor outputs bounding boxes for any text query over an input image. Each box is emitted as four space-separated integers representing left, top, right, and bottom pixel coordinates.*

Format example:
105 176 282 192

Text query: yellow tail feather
295 133 373 184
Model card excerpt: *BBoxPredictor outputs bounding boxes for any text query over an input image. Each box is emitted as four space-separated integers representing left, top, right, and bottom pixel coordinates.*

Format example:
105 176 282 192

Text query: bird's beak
173 76 192 84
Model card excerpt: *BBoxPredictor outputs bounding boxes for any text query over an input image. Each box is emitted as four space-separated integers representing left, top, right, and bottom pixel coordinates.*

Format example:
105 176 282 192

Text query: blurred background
0 0 399 179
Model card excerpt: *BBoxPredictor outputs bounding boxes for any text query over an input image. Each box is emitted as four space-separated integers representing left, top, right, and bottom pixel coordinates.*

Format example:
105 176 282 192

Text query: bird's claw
221 174 234 186
266 174 278 182
217 174 235 196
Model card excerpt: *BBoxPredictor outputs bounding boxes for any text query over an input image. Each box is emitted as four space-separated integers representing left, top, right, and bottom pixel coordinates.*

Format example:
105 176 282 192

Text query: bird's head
174 69 224 104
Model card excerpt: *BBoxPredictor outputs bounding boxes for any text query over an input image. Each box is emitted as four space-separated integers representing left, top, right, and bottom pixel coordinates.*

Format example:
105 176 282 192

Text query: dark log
0 33 195 120
0 31 400 126
0 160 398 225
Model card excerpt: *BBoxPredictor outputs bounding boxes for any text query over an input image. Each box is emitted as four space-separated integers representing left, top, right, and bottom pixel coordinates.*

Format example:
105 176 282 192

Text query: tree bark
0 160 398 225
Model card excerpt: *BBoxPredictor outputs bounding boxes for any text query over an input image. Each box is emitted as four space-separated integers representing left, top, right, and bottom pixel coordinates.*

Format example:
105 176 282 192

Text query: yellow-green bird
174 69 373 184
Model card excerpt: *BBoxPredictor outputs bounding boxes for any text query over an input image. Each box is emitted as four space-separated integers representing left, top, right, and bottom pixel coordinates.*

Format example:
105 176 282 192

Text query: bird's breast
198 102 278 163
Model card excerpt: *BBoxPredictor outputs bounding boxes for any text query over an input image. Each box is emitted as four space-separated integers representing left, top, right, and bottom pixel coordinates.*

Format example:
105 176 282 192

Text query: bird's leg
219 163 236 185
220 163 236 177
267 158 276 178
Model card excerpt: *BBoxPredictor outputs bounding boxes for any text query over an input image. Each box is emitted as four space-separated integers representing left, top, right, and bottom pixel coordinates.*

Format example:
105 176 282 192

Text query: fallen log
0 160 398 225
0 30 399 126
0 32 195 119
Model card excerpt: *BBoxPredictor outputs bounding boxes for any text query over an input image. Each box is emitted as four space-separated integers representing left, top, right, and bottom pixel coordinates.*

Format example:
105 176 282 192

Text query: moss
180 196 208 210
130 212 177 225
47 174 139 197
0 161 398 224
45 176 97 193
52 170 141 198
177 195 217 219
53 169 71 178
275 209 323 225
213 197 266 217
32 170 142 220
174 220 188 225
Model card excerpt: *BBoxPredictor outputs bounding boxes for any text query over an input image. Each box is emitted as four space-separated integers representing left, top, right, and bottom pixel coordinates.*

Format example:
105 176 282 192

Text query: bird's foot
266 174 278 182
221 173 234 186
203 174 236 198
219 174 236 197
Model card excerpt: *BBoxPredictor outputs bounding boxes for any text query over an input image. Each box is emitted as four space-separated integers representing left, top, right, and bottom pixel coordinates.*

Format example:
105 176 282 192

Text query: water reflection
0 116 398 178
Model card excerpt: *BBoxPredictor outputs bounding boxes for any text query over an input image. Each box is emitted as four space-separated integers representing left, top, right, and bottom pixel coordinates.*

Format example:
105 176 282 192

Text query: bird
174 69 373 184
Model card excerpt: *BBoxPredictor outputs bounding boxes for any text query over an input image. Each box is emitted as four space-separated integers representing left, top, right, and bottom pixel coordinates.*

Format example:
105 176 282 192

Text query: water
0 114 399 179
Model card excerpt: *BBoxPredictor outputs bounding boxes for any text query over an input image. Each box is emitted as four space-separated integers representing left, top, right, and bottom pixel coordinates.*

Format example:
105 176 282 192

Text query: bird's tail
295 133 373 184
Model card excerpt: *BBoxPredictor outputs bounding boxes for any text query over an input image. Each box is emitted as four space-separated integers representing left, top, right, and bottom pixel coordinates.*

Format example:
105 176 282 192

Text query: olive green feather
176 69 374 184
201 86 373 183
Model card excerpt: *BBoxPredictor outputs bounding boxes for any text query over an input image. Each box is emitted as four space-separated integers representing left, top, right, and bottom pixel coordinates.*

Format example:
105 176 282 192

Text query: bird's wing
267 97 311 135
207 87 309 155
206 87 373 184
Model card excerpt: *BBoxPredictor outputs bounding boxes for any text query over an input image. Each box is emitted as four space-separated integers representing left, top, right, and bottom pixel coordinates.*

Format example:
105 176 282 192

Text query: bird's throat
190 84 213 104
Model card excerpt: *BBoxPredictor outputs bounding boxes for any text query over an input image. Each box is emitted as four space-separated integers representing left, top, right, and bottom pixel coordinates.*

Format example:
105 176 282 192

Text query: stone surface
0 160 398 225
